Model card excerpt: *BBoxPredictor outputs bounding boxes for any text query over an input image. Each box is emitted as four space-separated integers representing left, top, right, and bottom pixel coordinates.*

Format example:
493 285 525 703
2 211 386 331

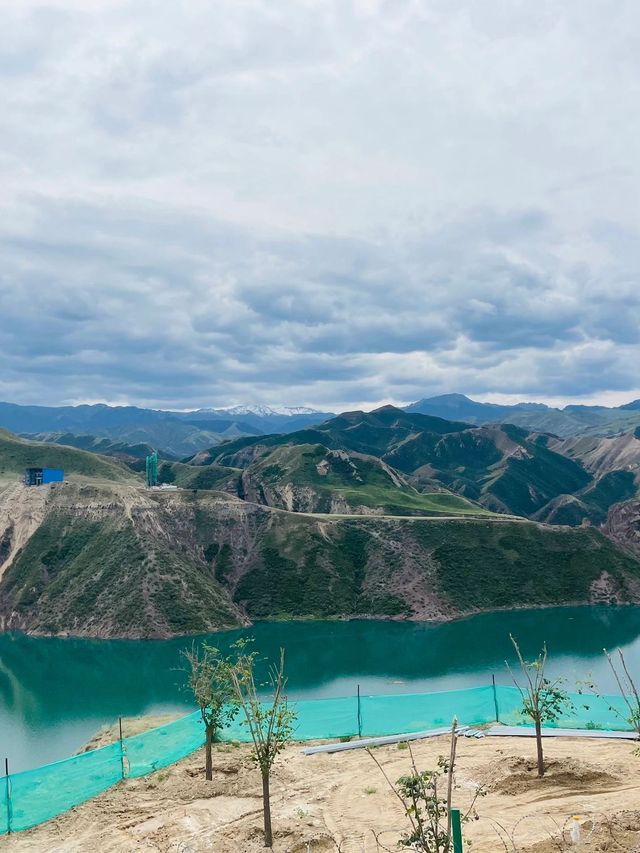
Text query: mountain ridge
2 478 640 638
407 394 640 437
2 428 640 638
191 407 640 524
3 393 640 461
0 401 335 458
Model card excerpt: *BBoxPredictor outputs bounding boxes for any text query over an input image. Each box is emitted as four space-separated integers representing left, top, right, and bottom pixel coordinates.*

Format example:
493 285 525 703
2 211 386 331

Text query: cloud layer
1 0 639 410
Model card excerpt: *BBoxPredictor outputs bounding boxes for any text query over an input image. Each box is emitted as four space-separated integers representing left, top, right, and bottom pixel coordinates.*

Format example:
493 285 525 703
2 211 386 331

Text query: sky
1 0 639 412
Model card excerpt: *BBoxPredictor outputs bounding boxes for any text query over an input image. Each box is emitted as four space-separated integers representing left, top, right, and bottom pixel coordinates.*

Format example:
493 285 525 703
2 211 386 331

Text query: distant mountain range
212 405 325 417
2 393 640 458
407 394 640 437
188 405 640 526
0 401 334 457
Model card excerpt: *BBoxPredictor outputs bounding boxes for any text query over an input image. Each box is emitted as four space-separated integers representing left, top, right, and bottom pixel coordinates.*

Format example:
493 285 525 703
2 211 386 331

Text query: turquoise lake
1 606 640 771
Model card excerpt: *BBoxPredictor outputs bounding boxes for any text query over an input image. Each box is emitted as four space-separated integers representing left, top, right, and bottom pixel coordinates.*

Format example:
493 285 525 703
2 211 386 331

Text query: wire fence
1 683 635 835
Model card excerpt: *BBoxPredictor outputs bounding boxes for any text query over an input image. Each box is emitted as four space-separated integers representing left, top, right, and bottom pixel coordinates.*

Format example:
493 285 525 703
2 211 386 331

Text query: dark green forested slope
410 520 640 611
221 515 640 621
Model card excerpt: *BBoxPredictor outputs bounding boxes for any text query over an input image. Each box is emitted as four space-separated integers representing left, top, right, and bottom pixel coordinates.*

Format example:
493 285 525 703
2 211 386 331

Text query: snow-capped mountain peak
215 404 324 417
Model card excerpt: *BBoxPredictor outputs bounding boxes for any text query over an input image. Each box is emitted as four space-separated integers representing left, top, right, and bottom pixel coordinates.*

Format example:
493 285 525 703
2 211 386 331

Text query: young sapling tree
182 642 240 781
507 634 572 777
367 719 485 852
231 646 296 848
603 648 640 741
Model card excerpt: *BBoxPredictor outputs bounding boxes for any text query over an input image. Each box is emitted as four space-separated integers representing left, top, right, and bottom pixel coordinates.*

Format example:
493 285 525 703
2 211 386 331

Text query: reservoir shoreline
2 597 636 642
2 605 639 771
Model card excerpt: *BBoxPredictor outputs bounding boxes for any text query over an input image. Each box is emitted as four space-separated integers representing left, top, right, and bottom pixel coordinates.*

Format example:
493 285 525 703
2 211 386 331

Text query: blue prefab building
24 468 64 486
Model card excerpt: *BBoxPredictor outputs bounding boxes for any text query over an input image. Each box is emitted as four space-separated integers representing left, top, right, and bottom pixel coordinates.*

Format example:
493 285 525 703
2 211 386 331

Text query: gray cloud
0 1 639 410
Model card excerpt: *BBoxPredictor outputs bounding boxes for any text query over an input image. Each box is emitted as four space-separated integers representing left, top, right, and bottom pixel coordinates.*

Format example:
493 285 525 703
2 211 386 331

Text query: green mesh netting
0 780 8 836
6 742 122 833
125 711 205 778
360 685 496 736
221 695 361 742
1 685 635 834
494 685 634 731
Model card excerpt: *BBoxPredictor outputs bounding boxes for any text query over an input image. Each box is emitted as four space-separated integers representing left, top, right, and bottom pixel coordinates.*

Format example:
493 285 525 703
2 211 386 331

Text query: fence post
451 807 463 852
357 684 362 738
5 758 12 835
491 675 500 723
119 716 127 780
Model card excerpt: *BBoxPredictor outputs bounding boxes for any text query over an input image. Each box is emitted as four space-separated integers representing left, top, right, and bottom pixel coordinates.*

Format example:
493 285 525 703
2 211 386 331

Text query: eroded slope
2 481 640 638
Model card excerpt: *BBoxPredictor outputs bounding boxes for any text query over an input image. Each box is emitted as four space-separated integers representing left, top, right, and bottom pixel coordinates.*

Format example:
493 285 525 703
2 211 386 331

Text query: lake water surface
2 606 640 771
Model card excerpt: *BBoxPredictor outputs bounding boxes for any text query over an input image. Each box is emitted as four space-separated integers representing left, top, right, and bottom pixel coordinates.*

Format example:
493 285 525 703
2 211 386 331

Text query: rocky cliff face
605 501 640 555
0 483 49 576
550 432 640 484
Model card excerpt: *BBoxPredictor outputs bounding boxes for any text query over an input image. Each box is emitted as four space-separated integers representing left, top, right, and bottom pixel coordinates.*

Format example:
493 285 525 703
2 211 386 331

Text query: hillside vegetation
0 483 246 637
157 459 241 491
189 407 640 524
2 420 640 639
0 429 133 483
1 478 640 637
237 443 488 516
12 404 640 529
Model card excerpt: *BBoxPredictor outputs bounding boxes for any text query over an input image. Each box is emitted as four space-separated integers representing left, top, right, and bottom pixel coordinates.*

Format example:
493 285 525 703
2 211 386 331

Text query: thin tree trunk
535 718 544 777
262 771 273 847
446 718 458 847
205 725 213 781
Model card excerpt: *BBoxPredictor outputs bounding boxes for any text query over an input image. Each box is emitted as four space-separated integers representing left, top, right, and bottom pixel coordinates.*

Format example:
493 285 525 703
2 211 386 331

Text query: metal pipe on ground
485 725 639 740
302 727 469 755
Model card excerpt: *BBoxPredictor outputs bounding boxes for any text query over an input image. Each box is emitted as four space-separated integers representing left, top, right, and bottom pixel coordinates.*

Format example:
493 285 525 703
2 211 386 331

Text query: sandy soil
0 483 48 580
80 715 183 751
2 731 640 852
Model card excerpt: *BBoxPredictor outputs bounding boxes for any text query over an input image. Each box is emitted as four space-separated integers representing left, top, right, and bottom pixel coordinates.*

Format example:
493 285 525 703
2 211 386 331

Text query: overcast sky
1 0 639 411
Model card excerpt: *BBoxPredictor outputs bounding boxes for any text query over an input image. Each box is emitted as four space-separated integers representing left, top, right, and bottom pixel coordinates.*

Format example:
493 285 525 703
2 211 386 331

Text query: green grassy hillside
193 407 468 466
199 411 597 519
23 432 157 458
479 426 592 515
403 424 590 516
580 470 637 519
157 459 241 491
532 495 593 526
410 520 640 611
77 405 639 527
239 443 488 516
20 432 176 473
0 430 133 482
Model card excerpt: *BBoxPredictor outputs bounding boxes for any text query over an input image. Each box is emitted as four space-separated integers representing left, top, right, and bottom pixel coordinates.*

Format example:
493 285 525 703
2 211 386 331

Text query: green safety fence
494 685 634 731
1 684 635 834
125 712 205 778
360 685 496 736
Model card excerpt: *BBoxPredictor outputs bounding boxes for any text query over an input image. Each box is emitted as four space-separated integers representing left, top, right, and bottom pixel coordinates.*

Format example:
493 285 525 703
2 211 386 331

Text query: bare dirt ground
3 730 640 853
